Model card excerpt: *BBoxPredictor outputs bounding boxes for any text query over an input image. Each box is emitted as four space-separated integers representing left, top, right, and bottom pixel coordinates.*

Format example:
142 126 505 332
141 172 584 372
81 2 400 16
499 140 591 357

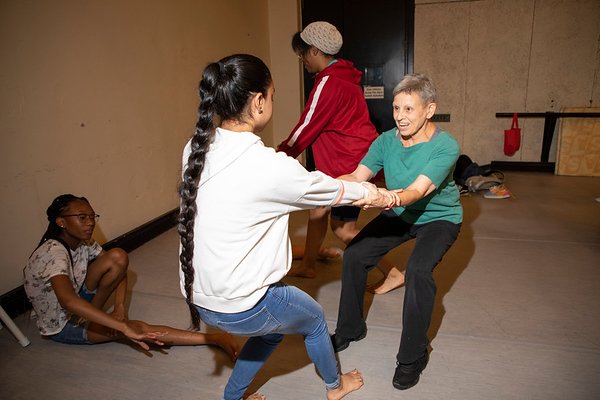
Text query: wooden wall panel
556 108 600 176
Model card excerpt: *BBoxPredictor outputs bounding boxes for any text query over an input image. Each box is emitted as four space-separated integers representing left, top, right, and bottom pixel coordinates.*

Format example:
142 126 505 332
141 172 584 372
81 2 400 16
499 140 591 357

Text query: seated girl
23 193 239 358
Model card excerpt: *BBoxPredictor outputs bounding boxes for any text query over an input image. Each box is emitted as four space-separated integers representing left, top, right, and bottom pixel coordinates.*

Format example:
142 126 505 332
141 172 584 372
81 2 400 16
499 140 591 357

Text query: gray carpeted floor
1 171 599 400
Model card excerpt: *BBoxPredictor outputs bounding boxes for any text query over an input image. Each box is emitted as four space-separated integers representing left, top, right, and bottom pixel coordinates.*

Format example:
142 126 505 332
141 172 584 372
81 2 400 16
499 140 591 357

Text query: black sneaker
392 351 429 390
330 327 367 353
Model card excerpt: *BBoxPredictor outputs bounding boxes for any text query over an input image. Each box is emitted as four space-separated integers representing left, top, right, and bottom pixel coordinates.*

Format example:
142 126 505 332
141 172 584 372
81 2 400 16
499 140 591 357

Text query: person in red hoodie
278 21 402 290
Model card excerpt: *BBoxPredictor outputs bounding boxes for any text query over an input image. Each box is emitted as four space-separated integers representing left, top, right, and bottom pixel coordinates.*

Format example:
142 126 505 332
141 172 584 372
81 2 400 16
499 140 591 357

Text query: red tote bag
504 112 521 156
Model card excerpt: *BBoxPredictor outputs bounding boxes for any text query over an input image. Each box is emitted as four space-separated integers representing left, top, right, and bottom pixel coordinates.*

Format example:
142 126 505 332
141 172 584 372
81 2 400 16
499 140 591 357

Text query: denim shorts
48 284 96 345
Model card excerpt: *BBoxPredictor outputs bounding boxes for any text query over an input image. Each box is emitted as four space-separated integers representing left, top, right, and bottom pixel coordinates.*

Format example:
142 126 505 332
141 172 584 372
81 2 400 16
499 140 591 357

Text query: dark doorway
301 0 415 133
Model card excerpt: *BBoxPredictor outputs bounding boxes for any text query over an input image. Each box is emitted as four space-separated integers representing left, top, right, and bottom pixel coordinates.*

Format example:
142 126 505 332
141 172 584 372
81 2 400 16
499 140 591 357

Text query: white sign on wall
363 85 384 99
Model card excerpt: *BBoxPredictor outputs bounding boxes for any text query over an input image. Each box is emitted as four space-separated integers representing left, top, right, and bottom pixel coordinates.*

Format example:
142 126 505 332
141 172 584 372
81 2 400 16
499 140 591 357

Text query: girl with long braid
177 54 397 400
24 194 239 358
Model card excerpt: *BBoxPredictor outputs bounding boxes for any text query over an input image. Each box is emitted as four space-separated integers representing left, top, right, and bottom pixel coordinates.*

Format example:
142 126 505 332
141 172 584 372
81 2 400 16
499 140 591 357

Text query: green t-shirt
361 127 463 224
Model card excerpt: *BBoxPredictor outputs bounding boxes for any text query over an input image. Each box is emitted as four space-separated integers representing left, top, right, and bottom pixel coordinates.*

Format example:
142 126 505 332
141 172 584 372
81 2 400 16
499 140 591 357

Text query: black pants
335 210 461 364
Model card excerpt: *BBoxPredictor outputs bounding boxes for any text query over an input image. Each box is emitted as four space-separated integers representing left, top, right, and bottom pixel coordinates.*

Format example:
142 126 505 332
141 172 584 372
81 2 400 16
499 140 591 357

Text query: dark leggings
335 210 461 364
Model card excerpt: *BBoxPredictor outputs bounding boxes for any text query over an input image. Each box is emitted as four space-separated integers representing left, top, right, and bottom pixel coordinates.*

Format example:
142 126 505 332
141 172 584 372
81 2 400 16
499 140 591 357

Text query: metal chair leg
0 305 30 347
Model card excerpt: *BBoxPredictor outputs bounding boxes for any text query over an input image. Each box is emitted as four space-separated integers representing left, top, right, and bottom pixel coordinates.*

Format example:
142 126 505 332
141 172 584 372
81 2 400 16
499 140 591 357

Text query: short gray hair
393 73 437 104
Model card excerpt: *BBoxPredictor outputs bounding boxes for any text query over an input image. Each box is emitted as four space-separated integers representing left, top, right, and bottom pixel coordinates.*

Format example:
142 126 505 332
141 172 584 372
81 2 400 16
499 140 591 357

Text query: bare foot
327 369 364 400
287 264 317 279
209 332 240 361
317 247 343 260
246 393 266 400
291 245 342 260
367 268 405 295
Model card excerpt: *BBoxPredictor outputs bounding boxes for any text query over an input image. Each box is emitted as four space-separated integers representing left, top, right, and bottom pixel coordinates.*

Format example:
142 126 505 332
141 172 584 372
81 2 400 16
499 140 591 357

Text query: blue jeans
196 282 340 400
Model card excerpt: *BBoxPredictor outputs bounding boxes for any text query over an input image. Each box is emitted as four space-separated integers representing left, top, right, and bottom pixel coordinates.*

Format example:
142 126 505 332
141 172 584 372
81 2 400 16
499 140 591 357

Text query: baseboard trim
102 208 179 252
489 161 555 172
0 208 179 319
0 286 30 320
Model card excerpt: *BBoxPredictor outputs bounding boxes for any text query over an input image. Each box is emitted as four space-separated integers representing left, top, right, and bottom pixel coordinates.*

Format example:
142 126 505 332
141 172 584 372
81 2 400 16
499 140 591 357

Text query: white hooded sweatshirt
180 128 370 313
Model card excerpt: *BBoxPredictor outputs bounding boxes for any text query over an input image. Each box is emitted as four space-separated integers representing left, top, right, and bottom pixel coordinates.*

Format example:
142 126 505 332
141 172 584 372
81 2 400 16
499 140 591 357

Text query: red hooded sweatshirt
278 59 378 178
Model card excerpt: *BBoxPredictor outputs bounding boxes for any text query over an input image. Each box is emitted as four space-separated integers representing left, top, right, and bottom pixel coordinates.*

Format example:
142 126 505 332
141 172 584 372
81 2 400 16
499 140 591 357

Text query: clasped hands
353 182 402 209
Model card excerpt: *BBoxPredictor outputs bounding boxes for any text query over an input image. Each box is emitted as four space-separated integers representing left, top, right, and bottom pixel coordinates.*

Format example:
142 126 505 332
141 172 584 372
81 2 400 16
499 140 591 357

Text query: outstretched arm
391 174 437 207
337 164 374 183
352 173 435 209
51 275 239 358
337 164 398 209
51 275 166 350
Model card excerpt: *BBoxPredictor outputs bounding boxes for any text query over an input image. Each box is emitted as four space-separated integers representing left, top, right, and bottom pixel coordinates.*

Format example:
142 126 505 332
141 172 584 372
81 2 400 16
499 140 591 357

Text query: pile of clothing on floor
453 154 512 199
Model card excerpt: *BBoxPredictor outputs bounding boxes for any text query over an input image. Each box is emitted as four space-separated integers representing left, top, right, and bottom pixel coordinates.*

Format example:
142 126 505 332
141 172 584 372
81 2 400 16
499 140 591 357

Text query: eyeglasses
60 214 100 222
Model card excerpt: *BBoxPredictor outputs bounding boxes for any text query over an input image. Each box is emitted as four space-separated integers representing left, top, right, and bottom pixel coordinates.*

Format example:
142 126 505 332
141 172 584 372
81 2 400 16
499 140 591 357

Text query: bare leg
288 207 330 278
86 320 240 360
291 244 342 260
84 250 239 358
85 248 129 312
330 219 360 245
291 244 304 259
367 258 405 295
326 369 364 400
111 274 128 320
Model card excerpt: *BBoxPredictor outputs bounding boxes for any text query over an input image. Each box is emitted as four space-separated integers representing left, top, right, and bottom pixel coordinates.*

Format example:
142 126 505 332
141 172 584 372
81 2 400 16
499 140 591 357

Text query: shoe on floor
483 184 512 199
330 327 367 353
392 351 429 390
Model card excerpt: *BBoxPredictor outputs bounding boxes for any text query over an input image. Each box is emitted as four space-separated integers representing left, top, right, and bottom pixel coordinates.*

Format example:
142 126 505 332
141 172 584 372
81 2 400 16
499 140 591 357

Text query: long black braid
178 54 272 330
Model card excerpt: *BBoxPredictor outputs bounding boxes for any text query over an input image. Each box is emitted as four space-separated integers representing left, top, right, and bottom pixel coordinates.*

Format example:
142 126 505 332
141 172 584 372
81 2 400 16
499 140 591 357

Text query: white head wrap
300 22 343 55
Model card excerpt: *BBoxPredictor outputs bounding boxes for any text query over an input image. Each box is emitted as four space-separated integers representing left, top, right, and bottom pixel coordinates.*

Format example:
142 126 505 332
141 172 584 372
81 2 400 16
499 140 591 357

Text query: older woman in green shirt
331 73 462 391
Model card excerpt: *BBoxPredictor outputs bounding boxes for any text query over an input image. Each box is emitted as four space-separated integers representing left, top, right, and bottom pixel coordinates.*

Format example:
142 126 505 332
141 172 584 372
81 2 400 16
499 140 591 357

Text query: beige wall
4 0 598 295
415 0 600 164
0 0 297 295
267 0 303 147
